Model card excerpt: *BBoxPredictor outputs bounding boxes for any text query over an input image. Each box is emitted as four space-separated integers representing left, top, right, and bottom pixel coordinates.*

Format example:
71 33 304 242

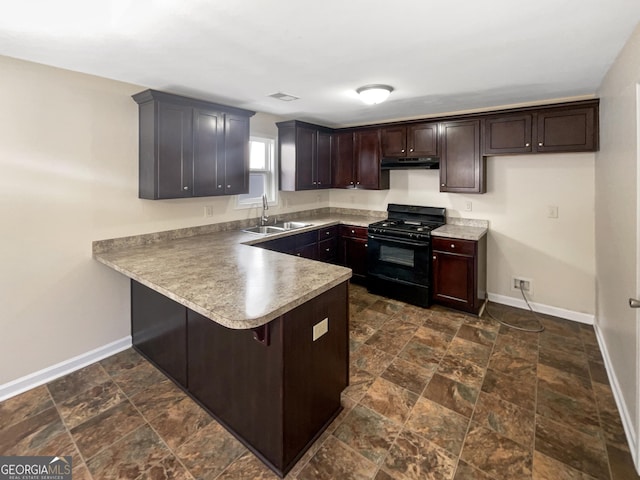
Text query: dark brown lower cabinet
131 280 348 477
432 236 487 314
338 225 368 283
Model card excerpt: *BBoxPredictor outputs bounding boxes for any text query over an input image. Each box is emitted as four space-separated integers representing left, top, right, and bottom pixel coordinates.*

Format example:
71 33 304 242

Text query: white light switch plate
313 318 329 341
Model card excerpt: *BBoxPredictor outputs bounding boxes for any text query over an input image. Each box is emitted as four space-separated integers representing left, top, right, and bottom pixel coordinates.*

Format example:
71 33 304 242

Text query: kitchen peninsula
92 213 376 477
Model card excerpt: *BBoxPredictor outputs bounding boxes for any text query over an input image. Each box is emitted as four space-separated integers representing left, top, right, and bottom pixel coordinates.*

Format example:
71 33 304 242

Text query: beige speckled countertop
93 213 383 330
432 224 488 241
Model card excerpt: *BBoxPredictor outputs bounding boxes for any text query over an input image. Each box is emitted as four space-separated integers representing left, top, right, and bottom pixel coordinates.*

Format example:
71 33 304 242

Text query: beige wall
331 152 596 315
0 53 598 388
596 23 640 437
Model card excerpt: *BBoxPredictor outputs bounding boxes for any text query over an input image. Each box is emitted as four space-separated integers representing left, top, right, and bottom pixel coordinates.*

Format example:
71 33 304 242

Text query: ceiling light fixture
356 84 394 105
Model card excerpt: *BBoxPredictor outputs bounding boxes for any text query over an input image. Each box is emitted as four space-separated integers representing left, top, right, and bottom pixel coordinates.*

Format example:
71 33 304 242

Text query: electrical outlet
465 201 472 212
204 205 214 217
512 276 533 295
547 205 559 218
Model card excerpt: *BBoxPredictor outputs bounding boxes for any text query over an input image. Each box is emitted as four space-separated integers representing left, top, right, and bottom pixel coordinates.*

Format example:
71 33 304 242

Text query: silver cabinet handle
351 230 355 234
433 255 436 260
365 243 368 247
217 184 222 188
401 149 405 153
356 181 360 185
326 231 330 235
629 298 640 308
410 148 414 152
350 181 354 185
441 183 445 187
451 244 455 248
183 186 188 190
318 181 321 185
525 143 530 147
326 248 330 252
227 185 231 188
538 142 543 147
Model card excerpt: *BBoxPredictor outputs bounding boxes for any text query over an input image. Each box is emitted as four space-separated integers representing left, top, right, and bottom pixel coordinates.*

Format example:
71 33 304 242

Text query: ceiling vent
268 92 300 102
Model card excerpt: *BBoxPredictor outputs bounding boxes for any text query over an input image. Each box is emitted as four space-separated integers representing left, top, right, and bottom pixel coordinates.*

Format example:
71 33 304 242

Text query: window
237 136 277 207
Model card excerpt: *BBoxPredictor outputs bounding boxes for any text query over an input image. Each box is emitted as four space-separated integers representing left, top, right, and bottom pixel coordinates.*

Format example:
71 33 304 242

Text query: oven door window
380 244 414 267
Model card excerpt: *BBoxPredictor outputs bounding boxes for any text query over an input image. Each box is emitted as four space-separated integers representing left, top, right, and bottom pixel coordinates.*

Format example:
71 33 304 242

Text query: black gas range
367 204 446 307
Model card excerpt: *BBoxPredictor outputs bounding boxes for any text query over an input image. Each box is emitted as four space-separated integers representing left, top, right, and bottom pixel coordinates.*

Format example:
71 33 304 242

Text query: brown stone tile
535 414 609 479
47 363 111 403
398 304 436 326
607 443 640 480
405 397 469 456
584 343 605 363
493 333 538 361
148 396 213 450
588 360 610 385
333 404 402 464
398 339 443 370
355 307 390 330
537 363 594 401
286 430 332 478
382 428 457 480
73 464 94 480
437 354 486 390
539 330 585 356
454 460 495 480
532 451 599 480
473 391 535 449
360 377 419 425
481 369 536 411
349 316 379 343
497 322 541 344
447 337 491 367
343 367 376 402
374 470 394 480
456 324 497 347
0 406 66 455
365 319 419 355
592 382 628 450
423 373 479 418
413 325 454 355
130 379 188 422
217 452 280 480
423 311 464 336
463 313 502 334
135 454 193 480
108 358 168 397
175 421 247 480
579 325 599 346
381 357 435 395
71 400 145 459
488 349 537 377
538 348 589 378
57 380 126 429
297 435 377 480
369 299 405 316
539 316 582 337
100 348 146 376
326 395 358 434
461 423 532 480
536 386 601 438
350 344 395 376
0 386 54 429
85 424 169 480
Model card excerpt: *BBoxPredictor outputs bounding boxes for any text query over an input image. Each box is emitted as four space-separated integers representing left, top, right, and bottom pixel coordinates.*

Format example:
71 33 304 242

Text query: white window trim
236 134 278 209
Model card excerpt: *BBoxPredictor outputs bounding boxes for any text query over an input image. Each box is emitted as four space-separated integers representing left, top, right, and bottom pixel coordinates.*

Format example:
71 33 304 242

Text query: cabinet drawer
317 225 338 241
432 237 476 256
339 225 368 239
317 238 338 262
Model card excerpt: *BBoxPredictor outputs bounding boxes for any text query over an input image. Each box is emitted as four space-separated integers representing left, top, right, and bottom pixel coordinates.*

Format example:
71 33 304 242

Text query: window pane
250 140 266 170
238 172 266 202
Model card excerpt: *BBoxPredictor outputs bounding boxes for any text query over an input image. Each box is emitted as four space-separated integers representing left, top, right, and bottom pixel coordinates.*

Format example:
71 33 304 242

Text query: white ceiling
1 0 639 127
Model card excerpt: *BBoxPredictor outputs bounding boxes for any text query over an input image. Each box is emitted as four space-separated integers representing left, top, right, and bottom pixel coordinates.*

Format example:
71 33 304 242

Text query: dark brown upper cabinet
133 89 254 200
483 101 598 155
440 119 485 194
381 122 439 157
331 129 389 190
277 120 332 191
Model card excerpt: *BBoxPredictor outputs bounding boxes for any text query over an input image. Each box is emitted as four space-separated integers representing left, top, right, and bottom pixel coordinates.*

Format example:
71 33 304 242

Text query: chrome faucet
260 194 269 226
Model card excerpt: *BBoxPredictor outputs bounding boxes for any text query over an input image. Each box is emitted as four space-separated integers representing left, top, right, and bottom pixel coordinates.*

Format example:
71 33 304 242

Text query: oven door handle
367 233 429 248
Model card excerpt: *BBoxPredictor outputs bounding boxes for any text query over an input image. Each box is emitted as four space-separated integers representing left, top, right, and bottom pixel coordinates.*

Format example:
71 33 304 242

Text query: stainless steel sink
272 221 313 230
242 226 285 235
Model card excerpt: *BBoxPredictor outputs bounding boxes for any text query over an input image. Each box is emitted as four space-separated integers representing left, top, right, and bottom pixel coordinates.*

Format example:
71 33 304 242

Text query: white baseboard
488 292 594 325
0 336 132 402
592 323 638 471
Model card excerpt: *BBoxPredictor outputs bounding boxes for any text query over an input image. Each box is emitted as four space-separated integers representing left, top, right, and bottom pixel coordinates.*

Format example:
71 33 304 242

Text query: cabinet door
408 122 438 156
484 114 533 155
536 107 596 152
316 130 332 189
332 132 355 188
346 237 368 280
294 126 316 190
224 114 250 195
440 119 485 193
432 250 474 309
192 108 223 196
381 126 407 157
157 102 193 198
355 129 383 189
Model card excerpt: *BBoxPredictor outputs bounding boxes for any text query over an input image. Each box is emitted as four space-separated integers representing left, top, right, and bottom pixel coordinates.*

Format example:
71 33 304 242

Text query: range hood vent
381 157 440 170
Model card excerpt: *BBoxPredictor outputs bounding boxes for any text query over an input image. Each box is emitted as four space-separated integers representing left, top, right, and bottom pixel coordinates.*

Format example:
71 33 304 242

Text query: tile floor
0 284 638 479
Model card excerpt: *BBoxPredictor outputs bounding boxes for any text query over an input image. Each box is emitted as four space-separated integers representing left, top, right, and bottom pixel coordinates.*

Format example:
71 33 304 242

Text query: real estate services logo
0 456 72 480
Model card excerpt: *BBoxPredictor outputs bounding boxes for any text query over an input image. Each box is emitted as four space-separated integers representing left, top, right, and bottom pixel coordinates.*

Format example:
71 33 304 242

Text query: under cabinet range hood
381 157 439 170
